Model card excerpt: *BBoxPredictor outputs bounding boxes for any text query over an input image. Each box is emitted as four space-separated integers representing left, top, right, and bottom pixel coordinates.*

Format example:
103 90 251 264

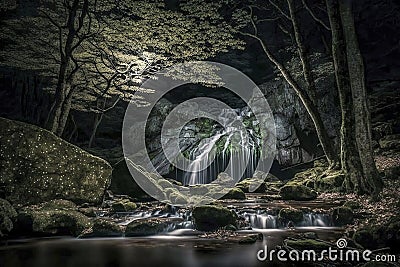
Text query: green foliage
0 0 245 111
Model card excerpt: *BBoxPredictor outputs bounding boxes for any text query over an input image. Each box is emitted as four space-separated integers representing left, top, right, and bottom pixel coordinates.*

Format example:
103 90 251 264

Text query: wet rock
314 171 345 192
236 178 266 193
111 199 137 213
16 199 91 237
278 208 303 223
0 117 112 205
125 218 168 236
78 207 97 218
279 185 318 201
221 188 246 200
80 218 123 238
331 206 354 226
238 233 262 244
0 198 17 236
192 205 237 231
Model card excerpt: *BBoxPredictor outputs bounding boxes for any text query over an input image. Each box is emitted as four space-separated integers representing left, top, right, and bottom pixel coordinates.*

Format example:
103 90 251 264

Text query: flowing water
183 109 260 186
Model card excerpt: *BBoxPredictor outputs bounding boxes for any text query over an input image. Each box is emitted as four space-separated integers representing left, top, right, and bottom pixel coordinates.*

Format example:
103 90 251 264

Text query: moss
278 208 304 223
192 205 237 231
17 200 91 236
169 192 188 205
125 218 168 237
279 185 318 201
314 171 345 192
111 199 137 212
189 185 209 195
238 234 259 244
81 218 123 238
0 198 17 236
78 207 97 218
0 117 112 205
221 188 246 200
236 178 266 193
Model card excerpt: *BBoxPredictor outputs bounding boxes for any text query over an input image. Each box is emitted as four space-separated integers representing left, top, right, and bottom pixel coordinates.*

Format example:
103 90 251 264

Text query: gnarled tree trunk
326 0 382 195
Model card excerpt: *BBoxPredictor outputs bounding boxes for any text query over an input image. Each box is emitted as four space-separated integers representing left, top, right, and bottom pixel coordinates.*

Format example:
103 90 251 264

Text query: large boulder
16 199 91 237
192 205 237 231
0 198 17 236
0 117 112 205
278 208 304 223
279 185 318 201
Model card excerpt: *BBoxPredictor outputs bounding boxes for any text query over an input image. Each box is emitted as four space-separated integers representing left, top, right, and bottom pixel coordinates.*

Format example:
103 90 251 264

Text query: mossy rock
238 233 261 244
189 185 209 195
125 218 168 237
81 218 123 238
279 185 318 201
331 206 353 226
236 178 266 193
78 207 97 217
278 208 304 223
293 167 325 181
169 192 188 205
315 171 345 192
0 198 17 236
111 199 137 212
17 199 91 236
284 239 330 251
192 205 237 231
0 117 112 205
221 188 246 200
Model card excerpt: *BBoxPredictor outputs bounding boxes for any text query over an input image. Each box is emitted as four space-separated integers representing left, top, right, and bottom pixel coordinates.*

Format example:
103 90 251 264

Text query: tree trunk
46 0 81 136
339 0 383 194
326 0 380 195
287 0 318 104
88 98 107 148
55 84 75 137
246 33 339 168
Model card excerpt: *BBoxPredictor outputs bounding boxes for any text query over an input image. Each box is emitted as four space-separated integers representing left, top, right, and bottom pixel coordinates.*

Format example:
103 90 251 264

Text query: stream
0 198 344 267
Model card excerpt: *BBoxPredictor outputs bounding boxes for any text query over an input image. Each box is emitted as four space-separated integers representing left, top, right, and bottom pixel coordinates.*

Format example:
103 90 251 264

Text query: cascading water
182 108 260 186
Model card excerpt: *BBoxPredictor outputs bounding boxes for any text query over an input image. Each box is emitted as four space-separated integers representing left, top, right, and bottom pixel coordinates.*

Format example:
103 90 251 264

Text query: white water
183 109 260 186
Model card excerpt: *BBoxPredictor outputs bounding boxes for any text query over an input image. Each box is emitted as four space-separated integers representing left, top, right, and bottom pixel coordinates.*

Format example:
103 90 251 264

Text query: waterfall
182 108 260 186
